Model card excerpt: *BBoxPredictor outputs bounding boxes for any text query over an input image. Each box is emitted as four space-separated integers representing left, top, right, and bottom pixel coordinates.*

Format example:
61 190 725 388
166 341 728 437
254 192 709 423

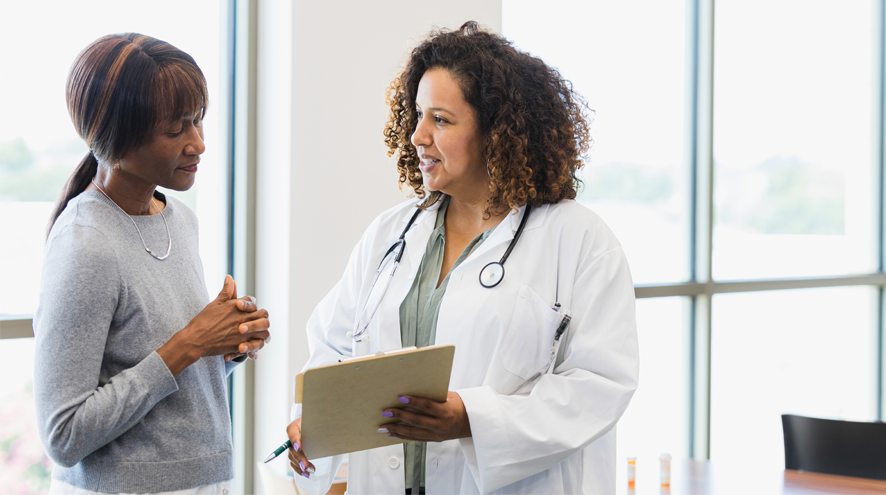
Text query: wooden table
619 459 886 495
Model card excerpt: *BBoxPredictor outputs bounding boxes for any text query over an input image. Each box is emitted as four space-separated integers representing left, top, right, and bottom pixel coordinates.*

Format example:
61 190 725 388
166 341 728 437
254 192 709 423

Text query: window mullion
876 0 886 421
687 0 715 460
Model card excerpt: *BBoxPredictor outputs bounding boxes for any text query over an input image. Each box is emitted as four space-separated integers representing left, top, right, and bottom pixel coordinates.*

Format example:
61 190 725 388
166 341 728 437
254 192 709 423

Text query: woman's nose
411 117 431 148
186 125 206 155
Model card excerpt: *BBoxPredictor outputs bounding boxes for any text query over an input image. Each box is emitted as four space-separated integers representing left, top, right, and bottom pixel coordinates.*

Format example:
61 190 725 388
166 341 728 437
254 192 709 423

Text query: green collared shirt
398 196 496 491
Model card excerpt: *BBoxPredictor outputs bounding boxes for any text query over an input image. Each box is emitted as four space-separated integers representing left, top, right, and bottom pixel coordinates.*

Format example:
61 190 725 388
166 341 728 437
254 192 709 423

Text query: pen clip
554 314 571 341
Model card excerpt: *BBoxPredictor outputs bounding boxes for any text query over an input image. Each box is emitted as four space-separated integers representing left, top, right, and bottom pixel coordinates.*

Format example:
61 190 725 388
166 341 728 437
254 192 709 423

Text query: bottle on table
627 456 636 489
659 453 672 487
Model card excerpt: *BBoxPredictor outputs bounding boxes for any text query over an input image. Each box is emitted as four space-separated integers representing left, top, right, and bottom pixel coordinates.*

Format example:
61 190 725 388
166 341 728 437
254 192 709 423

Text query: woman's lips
179 164 199 173
419 158 439 173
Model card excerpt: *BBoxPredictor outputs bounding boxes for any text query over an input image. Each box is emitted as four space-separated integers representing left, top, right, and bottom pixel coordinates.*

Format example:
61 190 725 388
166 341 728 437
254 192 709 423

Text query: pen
554 314 571 340
263 439 292 463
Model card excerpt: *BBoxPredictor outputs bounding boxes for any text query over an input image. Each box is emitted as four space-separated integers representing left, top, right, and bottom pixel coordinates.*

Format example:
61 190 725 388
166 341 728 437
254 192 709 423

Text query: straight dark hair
49 33 207 236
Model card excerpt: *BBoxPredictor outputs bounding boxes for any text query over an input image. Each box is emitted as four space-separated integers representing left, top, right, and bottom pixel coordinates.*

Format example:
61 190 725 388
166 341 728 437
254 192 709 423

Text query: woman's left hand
223 295 270 362
382 392 472 442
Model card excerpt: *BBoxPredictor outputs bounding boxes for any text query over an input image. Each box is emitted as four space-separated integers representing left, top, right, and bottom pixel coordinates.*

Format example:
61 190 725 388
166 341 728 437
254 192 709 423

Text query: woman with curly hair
286 21 638 494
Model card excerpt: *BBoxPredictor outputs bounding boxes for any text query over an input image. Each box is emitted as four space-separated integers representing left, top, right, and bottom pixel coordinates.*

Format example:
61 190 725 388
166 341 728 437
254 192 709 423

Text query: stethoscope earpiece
479 262 505 288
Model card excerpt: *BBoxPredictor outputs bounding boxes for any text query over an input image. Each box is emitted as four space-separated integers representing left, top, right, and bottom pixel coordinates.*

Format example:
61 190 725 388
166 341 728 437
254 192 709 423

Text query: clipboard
295 345 455 459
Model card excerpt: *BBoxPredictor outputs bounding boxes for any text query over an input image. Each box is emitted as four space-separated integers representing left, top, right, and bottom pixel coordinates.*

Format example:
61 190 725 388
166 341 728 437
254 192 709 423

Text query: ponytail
47 151 98 237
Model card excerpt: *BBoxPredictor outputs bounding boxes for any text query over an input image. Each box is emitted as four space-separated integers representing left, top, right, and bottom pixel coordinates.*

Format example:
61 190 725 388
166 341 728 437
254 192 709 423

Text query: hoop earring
486 162 492 178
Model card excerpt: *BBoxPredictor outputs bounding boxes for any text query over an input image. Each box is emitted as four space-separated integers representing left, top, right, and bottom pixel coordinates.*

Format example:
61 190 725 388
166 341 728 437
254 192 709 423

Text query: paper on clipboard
295 345 455 459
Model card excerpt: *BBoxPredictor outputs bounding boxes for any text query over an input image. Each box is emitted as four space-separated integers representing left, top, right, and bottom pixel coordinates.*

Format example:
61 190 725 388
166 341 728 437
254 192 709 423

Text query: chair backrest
782 414 886 480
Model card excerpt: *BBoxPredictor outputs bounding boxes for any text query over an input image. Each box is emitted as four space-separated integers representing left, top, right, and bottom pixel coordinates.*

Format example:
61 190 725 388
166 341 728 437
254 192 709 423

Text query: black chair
781 414 886 480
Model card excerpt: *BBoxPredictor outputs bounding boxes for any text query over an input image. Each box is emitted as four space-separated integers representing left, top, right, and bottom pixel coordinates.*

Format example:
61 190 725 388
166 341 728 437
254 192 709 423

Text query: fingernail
377 428 389 433
240 324 248 333
301 472 310 479
398 396 409 404
299 461 305 471
306 466 315 474
293 442 299 451
382 411 393 417
388 435 397 438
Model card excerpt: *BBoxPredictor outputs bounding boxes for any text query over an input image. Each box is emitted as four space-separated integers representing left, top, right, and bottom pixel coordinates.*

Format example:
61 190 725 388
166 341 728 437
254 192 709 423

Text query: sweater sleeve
33 224 180 468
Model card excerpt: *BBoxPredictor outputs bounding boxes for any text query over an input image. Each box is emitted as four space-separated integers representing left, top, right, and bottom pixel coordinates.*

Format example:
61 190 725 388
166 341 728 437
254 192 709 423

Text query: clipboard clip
339 346 418 363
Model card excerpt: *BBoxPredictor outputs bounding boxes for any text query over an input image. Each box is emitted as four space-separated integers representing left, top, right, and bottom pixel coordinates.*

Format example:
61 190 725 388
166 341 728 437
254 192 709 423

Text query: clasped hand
184 275 270 360
222 292 269 362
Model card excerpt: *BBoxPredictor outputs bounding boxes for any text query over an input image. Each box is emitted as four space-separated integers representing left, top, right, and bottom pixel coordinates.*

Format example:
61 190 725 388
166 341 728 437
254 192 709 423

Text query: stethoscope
348 204 532 348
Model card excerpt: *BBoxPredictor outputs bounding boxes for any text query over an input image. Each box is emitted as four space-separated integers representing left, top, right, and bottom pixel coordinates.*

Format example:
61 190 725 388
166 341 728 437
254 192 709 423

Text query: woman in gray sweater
34 33 270 494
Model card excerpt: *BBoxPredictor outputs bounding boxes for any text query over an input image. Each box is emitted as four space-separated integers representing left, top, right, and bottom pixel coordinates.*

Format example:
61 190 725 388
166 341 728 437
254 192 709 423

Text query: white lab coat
293 198 638 495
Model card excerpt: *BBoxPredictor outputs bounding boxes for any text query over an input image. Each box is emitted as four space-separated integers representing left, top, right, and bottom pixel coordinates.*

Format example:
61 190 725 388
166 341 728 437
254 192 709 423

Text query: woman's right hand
287 418 316 478
158 275 270 375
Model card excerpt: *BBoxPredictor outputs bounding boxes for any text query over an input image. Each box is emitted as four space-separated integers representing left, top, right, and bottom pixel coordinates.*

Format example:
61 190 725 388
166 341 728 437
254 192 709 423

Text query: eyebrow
419 106 455 115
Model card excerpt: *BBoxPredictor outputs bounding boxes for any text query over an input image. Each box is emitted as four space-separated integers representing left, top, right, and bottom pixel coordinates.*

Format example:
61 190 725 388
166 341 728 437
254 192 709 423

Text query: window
503 0 690 285
713 0 877 280
711 287 878 468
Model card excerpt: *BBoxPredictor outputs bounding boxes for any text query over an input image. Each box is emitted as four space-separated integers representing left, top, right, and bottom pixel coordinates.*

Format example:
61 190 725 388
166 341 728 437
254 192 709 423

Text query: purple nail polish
398 396 409 404
293 442 299 451
388 435 397 438
299 461 305 471
382 411 394 417
301 472 310 479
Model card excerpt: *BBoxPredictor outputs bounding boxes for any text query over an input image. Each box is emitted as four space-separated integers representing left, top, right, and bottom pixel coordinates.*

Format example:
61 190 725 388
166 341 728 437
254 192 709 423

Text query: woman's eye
169 128 184 136
435 116 447 124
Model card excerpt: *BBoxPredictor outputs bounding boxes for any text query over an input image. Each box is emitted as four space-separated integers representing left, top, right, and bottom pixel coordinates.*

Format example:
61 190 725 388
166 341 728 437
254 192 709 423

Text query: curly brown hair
384 21 592 216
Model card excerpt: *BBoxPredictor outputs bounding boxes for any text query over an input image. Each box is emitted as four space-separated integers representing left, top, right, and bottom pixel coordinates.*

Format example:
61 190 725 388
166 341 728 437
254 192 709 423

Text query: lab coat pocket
500 285 564 380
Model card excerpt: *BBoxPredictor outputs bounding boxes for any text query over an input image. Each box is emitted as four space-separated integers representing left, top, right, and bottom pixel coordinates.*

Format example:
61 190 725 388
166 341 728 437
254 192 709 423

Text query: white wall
253 2 502 492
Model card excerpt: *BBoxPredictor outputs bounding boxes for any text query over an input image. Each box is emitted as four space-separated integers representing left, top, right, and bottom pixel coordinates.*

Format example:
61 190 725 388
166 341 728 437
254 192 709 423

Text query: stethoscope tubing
354 203 531 339
479 205 531 288
352 208 423 341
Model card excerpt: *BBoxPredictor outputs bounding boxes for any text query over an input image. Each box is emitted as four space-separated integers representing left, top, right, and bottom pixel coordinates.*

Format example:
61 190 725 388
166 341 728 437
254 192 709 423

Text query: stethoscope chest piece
479 261 505 288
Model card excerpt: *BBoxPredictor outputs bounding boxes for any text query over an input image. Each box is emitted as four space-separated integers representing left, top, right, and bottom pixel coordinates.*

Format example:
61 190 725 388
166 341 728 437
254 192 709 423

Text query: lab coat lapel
401 205 438 278
370 205 437 351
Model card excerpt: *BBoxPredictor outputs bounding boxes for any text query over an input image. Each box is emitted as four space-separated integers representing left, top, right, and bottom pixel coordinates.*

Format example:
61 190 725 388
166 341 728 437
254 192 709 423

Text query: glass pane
710 287 878 470
616 297 688 491
503 0 689 284
0 0 228 316
713 0 876 280
0 338 53 493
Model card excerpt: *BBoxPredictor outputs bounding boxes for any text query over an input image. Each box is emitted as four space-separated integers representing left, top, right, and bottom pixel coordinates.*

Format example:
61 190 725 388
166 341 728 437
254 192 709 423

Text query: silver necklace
91 179 172 260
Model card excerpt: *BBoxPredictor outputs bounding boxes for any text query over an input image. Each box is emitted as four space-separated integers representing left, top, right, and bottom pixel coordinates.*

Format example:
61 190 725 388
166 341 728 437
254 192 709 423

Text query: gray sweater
34 191 239 493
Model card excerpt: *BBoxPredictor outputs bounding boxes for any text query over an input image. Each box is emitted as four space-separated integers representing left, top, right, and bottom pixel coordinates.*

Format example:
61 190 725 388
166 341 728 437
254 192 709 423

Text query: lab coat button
389 457 400 469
